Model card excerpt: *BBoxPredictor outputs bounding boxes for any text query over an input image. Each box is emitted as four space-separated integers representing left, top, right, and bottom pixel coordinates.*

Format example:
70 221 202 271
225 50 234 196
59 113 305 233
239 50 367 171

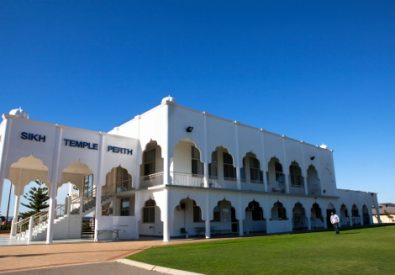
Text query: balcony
289 175 305 195
172 172 204 187
267 172 286 193
140 172 163 188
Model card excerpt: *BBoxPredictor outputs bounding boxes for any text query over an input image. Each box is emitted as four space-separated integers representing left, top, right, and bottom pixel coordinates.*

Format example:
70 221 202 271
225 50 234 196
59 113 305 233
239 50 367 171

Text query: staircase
12 187 98 241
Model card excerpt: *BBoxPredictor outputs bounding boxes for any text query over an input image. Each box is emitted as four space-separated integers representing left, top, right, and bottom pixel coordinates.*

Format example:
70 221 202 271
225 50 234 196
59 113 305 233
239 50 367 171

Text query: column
163 189 170 242
238 196 244 236
94 133 105 242
203 112 209 188
306 210 312 230
205 193 211 238
46 184 57 244
281 137 290 194
46 126 62 244
259 129 268 192
234 121 241 190
10 194 21 237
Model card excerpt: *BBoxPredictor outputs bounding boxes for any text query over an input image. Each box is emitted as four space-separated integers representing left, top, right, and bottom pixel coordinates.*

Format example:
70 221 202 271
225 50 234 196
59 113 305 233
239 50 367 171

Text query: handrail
14 185 97 237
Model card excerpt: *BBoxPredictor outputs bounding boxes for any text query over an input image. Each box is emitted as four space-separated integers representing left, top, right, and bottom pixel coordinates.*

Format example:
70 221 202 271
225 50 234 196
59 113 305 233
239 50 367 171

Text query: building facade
0 97 380 243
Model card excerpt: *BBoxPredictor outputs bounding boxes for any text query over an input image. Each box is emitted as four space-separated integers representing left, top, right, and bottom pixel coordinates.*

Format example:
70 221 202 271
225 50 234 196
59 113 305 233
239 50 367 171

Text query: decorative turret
161 96 176 105
9 107 29 119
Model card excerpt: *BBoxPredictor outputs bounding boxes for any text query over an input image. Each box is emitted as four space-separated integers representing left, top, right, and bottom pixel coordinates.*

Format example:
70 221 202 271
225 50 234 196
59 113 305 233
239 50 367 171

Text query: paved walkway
0 238 184 273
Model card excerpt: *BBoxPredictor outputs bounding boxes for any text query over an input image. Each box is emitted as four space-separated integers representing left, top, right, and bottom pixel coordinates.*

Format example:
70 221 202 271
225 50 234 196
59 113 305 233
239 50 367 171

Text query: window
209 151 218 178
143 149 156 175
83 174 94 197
193 204 203 222
143 199 156 223
223 152 236 179
120 199 130 216
290 162 302 187
191 146 203 175
213 206 220 222
247 201 264 221
249 158 262 183
116 167 132 192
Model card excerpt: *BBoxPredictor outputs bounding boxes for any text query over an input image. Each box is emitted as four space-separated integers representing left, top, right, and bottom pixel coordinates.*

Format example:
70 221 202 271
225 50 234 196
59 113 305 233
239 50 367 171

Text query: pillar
10 194 21 237
94 133 105 242
205 193 211 238
46 185 56 244
163 190 170 242
238 197 244 236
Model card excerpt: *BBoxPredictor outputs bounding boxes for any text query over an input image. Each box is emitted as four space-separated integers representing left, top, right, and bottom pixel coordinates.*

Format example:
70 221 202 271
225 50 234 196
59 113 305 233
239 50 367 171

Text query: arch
61 161 93 192
211 199 238 234
209 147 236 181
267 157 285 193
292 202 307 231
340 204 349 227
140 141 164 188
101 166 133 216
139 199 162 237
307 165 321 196
173 140 203 176
351 204 361 226
242 152 263 184
173 198 204 237
9 155 49 195
289 161 303 187
244 200 266 234
362 204 370 225
310 203 324 229
271 201 287 220
326 203 336 228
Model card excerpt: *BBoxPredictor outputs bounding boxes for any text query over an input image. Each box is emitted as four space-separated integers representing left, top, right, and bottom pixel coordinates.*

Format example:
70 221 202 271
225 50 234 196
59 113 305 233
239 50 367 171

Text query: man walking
330 212 340 234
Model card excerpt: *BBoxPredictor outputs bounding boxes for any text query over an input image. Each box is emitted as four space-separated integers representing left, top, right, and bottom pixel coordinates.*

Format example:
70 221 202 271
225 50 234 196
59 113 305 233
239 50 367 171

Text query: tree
20 180 49 219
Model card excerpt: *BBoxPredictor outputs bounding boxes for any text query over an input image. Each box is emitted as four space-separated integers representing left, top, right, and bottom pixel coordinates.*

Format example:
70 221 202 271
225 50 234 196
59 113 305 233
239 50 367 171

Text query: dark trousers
333 223 340 234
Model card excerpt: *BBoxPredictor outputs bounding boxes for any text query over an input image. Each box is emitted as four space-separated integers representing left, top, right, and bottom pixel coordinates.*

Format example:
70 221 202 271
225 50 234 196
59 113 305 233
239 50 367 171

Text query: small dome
319 144 328 150
9 107 29 119
161 96 176 105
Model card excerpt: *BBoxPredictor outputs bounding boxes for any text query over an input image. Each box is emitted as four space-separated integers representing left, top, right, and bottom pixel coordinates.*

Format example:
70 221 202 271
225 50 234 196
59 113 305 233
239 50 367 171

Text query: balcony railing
172 172 204 187
267 172 286 193
140 172 164 188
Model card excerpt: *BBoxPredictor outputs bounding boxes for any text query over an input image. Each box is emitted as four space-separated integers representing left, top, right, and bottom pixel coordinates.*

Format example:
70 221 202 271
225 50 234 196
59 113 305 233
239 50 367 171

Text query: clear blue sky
1 0 394 215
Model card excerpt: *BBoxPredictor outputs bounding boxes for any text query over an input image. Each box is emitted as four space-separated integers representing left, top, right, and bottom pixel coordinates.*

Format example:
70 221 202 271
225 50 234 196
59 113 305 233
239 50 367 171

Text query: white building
0 97 380 244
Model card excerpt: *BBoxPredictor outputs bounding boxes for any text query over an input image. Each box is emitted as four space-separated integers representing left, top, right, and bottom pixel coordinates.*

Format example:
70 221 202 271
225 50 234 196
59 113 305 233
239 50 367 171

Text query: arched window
191 146 203 175
193 201 203 222
271 201 287 220
289 161 302 187
246 201 264 221
143 199 156 223
223 152 236 180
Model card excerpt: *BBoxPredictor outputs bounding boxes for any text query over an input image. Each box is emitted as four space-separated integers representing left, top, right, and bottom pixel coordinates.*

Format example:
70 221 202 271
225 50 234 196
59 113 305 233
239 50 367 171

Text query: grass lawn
127 225 395 274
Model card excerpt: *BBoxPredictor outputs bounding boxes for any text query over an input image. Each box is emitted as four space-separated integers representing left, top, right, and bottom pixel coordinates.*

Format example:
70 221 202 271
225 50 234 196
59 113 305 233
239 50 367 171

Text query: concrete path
0 239 170 273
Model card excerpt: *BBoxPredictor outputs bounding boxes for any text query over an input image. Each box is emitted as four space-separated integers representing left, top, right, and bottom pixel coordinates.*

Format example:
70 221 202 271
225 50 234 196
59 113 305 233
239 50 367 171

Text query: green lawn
127 225 395 274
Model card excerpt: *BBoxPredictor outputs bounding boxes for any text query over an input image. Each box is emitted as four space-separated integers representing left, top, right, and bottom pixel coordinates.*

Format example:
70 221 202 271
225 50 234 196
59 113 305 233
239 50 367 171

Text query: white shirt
330 214 340 224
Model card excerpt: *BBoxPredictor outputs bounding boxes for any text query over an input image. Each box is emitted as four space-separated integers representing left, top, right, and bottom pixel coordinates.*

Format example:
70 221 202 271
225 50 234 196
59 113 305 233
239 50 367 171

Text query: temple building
0 97 380 243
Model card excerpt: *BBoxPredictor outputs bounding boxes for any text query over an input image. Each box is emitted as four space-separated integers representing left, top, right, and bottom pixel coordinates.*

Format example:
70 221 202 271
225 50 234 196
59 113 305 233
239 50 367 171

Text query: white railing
172 172 204 187
140 172 164 188
13 185 97 240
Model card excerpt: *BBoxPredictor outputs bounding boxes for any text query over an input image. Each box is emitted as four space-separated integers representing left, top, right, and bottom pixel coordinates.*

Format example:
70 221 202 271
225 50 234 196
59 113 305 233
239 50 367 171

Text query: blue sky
1 1 394 215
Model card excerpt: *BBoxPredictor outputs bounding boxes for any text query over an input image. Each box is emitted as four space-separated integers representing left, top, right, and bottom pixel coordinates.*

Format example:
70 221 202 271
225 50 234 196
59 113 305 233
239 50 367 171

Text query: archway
245 200 265 234
140 141 163 188
310 203 324 229
293 202 307 231
174 198 204 237
140 199 162 237
307 165 320 196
